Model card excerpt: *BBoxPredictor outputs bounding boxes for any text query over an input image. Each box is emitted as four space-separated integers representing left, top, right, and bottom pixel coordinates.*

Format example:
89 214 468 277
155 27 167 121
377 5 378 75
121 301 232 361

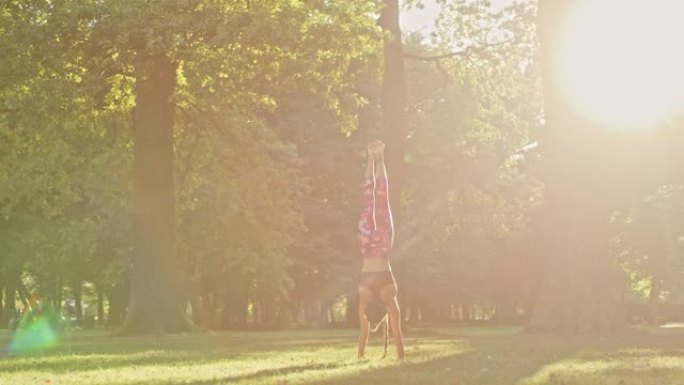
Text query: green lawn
1 326 684 385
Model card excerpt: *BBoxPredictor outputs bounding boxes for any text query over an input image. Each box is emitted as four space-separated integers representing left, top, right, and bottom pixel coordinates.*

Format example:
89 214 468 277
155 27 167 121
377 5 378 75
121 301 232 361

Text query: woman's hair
364 300 387 326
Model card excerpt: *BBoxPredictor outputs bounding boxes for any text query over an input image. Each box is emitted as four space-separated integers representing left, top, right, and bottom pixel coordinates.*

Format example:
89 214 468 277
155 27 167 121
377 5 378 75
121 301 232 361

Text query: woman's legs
361 140 393 246
371 152 394 253
358 153 376 255
360 141 394 256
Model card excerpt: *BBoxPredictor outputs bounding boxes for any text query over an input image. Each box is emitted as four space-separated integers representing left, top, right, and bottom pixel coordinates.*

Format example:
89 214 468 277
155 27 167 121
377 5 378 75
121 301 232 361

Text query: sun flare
554 1 684 130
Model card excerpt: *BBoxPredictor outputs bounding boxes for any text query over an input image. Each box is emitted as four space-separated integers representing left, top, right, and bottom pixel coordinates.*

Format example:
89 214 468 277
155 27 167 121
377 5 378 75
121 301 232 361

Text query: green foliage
1 0 384 327
0 0 549 327
613 185 684 300
392 0 542 317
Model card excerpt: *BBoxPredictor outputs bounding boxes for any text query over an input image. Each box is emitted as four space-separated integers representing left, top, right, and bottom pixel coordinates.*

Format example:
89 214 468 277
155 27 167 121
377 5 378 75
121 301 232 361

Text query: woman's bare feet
367 140 385 156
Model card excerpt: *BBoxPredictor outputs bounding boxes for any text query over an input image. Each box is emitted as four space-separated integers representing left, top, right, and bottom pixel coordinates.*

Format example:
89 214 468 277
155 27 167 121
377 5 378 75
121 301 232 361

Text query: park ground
1 326 684 385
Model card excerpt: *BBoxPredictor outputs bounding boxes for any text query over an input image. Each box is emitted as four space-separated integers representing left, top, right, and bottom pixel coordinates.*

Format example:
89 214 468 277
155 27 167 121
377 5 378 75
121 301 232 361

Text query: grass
1 325 684 385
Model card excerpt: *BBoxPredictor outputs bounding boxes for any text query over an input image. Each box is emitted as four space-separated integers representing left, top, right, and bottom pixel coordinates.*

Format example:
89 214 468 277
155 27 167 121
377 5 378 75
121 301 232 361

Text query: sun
554 0 684 131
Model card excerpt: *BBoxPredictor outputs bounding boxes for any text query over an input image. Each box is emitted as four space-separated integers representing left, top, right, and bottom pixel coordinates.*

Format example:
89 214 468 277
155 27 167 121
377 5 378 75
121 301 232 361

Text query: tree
379 0 408 205
0 0 385 332
392 0 541 323
530 0 625 332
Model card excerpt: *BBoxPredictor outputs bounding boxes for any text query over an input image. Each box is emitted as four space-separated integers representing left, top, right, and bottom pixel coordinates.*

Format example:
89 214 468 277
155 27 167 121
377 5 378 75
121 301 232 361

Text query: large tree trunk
120 53 194 334
528 0 622 333
379 0 406 207
378 0 409 307
106 281 128 327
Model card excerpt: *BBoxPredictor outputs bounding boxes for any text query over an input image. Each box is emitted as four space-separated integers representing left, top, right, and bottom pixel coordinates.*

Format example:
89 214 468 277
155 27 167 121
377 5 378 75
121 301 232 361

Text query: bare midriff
361 258 392 273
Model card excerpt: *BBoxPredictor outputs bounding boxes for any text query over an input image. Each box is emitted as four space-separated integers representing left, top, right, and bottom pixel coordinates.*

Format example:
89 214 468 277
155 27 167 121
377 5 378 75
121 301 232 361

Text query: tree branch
403 38 514 62
404 47 475 62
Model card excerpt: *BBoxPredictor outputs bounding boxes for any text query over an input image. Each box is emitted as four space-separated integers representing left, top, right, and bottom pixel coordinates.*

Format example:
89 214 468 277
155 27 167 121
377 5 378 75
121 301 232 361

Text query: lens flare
8 309 60 354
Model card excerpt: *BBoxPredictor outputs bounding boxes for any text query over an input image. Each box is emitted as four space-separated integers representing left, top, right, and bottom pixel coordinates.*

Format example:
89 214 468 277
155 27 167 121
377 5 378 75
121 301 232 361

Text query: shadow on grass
124 361 352 385
121 334 571 385
299 337 572 385
0 330 571 384
264 332 684 385
312 345 675 384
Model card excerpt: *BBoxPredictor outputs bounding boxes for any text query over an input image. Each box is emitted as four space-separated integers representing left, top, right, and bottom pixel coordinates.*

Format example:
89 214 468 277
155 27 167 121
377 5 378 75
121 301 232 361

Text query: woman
357 140 405 359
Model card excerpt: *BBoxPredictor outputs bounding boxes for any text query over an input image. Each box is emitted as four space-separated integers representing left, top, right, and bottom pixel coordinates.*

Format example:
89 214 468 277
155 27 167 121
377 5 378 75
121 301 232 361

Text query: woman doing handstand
357 140 405 359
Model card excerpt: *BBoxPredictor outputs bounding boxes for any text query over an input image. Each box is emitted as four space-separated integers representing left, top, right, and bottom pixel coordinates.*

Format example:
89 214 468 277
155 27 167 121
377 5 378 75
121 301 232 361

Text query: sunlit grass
1 327 684 384
521 351 684 385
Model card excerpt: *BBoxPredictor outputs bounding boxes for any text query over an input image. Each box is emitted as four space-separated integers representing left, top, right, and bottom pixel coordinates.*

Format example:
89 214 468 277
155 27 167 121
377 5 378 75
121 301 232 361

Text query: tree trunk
345 291 359 327
55 277 63 313
17 280 30 309
220 272 249 329
97 286 105 326
189 294 202 327
378 0 406 211
120 53 194 334
378 0 409 308
73 282 83 327
493 300 520 325
528 0 622 333
107 281 128 327
3 285 16 328
0 281 4 327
